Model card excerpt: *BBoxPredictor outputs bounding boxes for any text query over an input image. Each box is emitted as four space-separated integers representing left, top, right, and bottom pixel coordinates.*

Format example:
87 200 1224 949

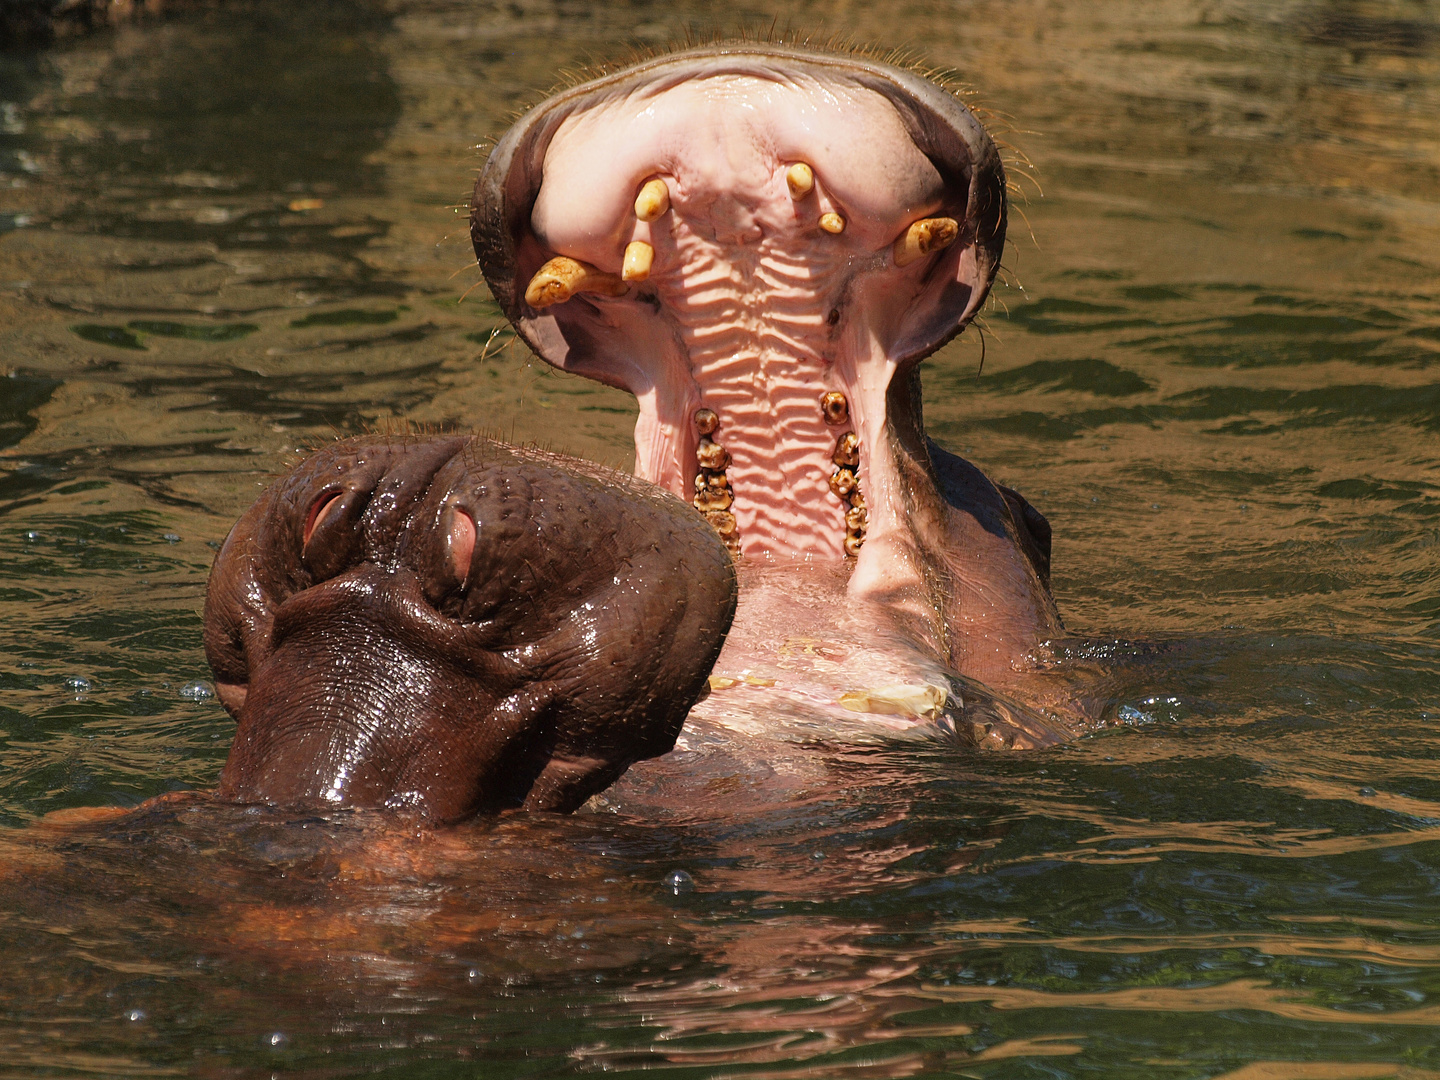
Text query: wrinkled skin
204 434 737 822
472 44 1088 744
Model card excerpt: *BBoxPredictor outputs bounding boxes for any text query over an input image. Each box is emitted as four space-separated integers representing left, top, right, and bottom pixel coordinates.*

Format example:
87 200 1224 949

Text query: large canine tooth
622 241 654 282
819 212 846 235
634 178 670 222
893 216 959 267
786 163 814 199
524 257 626 309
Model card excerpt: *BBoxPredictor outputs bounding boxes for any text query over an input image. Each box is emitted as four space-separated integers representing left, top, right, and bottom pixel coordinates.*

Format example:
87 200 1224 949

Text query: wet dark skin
204 434 737 823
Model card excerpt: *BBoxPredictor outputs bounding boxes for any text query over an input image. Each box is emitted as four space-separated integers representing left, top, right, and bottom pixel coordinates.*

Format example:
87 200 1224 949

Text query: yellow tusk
634 178 670 222
785 163 814 199
523 256 627 309
818 212 846 235
893 216 959 267
622 240 654 282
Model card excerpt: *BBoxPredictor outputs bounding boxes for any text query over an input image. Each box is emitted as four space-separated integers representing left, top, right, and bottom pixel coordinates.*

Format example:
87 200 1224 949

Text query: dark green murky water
2 1 1439 1076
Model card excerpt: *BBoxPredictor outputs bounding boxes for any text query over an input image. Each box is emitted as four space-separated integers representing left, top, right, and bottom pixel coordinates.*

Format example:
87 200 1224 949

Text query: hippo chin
471 44 1083 746
204 435 736 822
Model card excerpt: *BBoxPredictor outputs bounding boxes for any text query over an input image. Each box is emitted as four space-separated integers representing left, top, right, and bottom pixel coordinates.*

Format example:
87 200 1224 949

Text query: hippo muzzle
204 434 737 821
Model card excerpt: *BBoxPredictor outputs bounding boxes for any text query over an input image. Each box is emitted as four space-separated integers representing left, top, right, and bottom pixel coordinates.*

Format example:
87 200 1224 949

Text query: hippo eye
303 490 345 549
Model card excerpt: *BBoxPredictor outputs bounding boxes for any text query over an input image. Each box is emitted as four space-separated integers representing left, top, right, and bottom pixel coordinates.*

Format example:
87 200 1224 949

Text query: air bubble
179 681 214 701
663 869 694 894
266 1031 288 1048
64 675 92 693
162 533 181 544
125 1009 146 1022
1116 704 1155 724
1358 786 1377 797
23 530 39 542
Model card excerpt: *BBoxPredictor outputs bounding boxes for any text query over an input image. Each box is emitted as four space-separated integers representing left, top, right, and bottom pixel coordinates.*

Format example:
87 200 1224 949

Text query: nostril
449 508 476 588
303 490 345 548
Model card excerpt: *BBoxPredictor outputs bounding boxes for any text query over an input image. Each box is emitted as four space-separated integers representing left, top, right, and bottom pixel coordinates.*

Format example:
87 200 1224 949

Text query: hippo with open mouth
204 44 1088 822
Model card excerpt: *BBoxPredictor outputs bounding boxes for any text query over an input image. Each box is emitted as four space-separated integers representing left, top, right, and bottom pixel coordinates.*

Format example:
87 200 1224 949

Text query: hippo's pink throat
475 49 1007 564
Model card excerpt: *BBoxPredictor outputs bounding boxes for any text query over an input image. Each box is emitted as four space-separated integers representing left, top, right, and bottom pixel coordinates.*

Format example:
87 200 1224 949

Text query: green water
1 1 1439 1076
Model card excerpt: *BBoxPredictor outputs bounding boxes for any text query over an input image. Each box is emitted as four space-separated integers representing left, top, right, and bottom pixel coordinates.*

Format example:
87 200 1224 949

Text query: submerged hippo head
204 435 737 821
473 44 1061 692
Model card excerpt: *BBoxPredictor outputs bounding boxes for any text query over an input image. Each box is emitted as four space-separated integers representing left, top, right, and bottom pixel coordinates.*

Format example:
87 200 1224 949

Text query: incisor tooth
819 212 846 235
893 216 959 267
523 257 626 309
634 178 669 222
622 240 653 282
786 163 814 199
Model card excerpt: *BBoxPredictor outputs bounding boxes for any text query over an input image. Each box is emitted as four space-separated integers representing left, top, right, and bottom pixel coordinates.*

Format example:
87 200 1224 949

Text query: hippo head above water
204 435 736 822
472 44 1061 698
203 44 1082 824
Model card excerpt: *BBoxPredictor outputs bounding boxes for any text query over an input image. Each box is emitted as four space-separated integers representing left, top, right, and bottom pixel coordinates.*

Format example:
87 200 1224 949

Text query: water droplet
179 680 214 701
266 1031 288 1048
23 530 39 542
664 869 694 894
64 675 92 692
162 533 181 544
1358 786 1377 797
125 1008 146 1022
810 851 825 860
466 968 482 982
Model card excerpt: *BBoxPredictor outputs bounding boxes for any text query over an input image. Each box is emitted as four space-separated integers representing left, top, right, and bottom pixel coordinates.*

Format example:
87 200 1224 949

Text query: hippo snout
204 434 737 822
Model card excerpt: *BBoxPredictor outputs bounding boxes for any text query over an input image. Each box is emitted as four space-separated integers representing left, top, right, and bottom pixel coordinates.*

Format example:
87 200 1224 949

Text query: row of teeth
691 408 739 555
822 392 866 557
522 167 962 310
690 393 866 558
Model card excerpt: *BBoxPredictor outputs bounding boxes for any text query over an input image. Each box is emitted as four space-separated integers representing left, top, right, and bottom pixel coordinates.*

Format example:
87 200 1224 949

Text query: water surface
2 1 1439 1076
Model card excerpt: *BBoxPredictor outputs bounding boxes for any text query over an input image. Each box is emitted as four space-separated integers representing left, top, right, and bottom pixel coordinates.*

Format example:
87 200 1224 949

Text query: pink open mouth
472 44 1005 565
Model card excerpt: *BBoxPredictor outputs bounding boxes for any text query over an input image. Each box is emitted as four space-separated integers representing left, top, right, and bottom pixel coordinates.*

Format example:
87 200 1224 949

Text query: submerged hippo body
471 44 1084 746
204 435 736 821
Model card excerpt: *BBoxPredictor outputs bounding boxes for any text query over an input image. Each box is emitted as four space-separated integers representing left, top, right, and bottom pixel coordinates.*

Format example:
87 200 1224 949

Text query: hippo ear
203 520 261 721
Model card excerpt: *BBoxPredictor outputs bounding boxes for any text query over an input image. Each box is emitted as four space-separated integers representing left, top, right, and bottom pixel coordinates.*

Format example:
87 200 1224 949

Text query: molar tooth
832 431 860 468
523 256 626 309
845 505 868 532
848 490 866 512
893 216 959 267
622 240 654 282
786 163 814 199
844 533 865 557
694 486 733 513
819 212 846 235
705 510 738 539
829 468 858 499
697 438 730 472
634 178 670 222
693 408 719 436
821 391 850 426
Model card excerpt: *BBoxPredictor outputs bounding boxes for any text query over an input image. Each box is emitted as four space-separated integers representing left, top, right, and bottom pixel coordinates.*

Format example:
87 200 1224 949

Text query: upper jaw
471 44 1006 562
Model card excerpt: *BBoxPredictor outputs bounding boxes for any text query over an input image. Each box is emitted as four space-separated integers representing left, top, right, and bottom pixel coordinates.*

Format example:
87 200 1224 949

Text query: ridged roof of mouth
472 44 1006 561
